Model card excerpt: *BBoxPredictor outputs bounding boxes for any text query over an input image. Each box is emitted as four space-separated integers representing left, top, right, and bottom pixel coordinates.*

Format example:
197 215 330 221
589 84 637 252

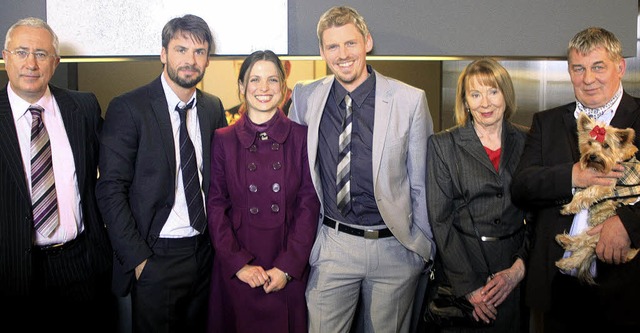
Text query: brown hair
237 50 287 107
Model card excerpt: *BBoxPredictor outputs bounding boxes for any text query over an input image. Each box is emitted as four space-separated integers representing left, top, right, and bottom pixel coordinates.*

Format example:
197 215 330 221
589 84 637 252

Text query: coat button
271 143 280 151
272 162 282 170
250 207 259 214
249 145 257 152
271 204 280 213
249 184 258 192
497 192 503 198
248 162 257 171
494 219 501 225
272 183 281 192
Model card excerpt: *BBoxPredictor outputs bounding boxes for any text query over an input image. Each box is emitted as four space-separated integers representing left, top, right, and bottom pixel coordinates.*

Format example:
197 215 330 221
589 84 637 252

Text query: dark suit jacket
512 92 640 323
428 120 530 297
96 76 227 296
0 84 112 298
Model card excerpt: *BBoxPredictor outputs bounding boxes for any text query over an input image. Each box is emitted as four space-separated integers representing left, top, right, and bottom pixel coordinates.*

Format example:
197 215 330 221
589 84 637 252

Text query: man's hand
135 259 147 280
571 162 623 188
587 215 632 264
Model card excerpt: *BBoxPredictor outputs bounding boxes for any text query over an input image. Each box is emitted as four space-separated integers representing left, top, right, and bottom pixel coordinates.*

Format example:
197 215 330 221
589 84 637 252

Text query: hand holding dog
587 215 632 265
571 161 623 188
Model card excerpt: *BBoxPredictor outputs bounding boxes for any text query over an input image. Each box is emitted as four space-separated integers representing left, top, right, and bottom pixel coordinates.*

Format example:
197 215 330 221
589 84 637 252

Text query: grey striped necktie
336 94 353 216
30 104 60 237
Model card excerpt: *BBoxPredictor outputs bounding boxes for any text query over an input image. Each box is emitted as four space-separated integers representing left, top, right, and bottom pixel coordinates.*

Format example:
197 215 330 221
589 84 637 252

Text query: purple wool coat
207 110 320 333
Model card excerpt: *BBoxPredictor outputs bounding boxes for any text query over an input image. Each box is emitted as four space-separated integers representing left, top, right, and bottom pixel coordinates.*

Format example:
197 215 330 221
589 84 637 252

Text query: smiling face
161 31 210 90
2 26 60 103
320 23 372 92
465 76 506 129
240 60 283 119
568 46 625 109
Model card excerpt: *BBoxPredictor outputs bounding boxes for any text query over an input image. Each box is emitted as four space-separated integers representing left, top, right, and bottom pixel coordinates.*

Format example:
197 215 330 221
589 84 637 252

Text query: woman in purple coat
207 50 320 332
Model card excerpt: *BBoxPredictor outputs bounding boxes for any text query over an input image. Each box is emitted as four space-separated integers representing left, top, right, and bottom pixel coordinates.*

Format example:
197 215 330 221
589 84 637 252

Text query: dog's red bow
590 125 606 143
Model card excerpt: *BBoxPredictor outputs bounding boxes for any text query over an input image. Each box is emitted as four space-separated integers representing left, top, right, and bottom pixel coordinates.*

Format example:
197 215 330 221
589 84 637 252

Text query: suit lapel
500 122 524 173
52 86 87 192
196 89 212 153
562 105 580 162
372 71 392 182
0 88 30 201
307 76 333 180
610 92 640 129
149 78 177 178
458 120 496 173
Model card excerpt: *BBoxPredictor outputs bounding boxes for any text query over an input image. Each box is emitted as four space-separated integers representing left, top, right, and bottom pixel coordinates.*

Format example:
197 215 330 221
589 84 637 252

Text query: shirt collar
236 110 291 148
7 84 56 121
332 65 376 108
160 74 197 111
574 84 623 124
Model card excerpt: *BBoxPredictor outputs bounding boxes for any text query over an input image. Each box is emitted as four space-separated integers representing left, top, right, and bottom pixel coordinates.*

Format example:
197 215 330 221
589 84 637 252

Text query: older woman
207 50 320 332
426 58 530 332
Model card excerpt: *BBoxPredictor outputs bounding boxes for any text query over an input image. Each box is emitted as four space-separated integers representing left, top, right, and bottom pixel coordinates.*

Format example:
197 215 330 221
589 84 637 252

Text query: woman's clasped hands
236 264 289 293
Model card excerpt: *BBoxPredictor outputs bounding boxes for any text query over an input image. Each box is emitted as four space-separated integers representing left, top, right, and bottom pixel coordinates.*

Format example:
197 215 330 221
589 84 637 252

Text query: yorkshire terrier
556 112 640 285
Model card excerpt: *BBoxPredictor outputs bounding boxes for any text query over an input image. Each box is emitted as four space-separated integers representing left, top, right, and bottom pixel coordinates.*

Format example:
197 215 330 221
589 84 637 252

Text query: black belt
323 217 393 239
456 225 524 242
35 232 84 254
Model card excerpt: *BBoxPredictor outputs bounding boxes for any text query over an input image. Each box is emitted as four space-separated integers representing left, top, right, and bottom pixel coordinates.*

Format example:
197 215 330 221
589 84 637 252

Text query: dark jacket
511 92 640 324
96 76 227 295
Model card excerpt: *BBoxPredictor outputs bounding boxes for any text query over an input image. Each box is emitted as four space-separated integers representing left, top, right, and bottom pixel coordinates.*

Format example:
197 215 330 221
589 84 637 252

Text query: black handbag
423 131 494 329
423 266 488 328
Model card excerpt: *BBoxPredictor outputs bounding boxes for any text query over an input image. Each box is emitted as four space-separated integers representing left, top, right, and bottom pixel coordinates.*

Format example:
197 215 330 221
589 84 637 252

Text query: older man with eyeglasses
0 17 116 331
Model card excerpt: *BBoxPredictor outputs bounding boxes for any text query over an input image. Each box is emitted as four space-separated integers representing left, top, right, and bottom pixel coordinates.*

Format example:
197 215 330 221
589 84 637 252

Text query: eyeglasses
3 49 57 61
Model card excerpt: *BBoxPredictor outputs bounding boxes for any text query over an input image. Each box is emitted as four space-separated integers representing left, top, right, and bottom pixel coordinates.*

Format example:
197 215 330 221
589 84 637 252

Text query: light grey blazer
288 70 435 262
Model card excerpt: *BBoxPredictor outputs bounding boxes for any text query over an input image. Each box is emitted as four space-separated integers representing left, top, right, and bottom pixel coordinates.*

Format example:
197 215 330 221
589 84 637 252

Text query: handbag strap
448 131 494 276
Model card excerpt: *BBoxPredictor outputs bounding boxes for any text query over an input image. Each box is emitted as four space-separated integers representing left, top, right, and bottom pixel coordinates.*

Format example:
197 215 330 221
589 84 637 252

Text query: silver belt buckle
364 230 379 239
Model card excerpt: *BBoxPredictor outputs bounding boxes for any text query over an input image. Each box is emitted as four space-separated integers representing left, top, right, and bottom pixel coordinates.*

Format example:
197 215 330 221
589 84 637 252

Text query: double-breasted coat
207 110 320 332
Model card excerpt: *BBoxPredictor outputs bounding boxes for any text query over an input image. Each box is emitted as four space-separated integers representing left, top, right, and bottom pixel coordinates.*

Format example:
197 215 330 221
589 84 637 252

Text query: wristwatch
284 272 292 281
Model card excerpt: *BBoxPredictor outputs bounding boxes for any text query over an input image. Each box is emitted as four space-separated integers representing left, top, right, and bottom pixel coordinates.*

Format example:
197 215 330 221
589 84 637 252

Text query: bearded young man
96 14 227 333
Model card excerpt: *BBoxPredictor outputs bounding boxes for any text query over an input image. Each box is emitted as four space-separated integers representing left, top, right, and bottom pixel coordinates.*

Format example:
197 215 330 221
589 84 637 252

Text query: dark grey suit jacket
96 76 227 296
512 92 640 323
427 119 530 298
0 84 112 297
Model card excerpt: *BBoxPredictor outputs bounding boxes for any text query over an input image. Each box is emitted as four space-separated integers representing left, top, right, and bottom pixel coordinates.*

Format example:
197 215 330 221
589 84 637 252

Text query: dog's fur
556 113 640 285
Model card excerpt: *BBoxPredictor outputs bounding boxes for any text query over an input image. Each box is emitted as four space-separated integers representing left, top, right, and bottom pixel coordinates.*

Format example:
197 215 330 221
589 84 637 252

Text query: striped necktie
337 94 353 216
175 100 206 233
30 104 60 237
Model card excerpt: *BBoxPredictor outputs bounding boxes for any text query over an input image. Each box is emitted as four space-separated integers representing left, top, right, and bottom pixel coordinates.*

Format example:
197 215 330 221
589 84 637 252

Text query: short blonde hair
316 6 370 48
454 58 517 126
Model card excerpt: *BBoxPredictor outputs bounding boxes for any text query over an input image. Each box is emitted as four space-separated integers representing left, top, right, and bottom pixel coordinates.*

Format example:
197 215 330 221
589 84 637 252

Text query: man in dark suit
512 27 640 332
96 14 226 332
0 17 115 332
